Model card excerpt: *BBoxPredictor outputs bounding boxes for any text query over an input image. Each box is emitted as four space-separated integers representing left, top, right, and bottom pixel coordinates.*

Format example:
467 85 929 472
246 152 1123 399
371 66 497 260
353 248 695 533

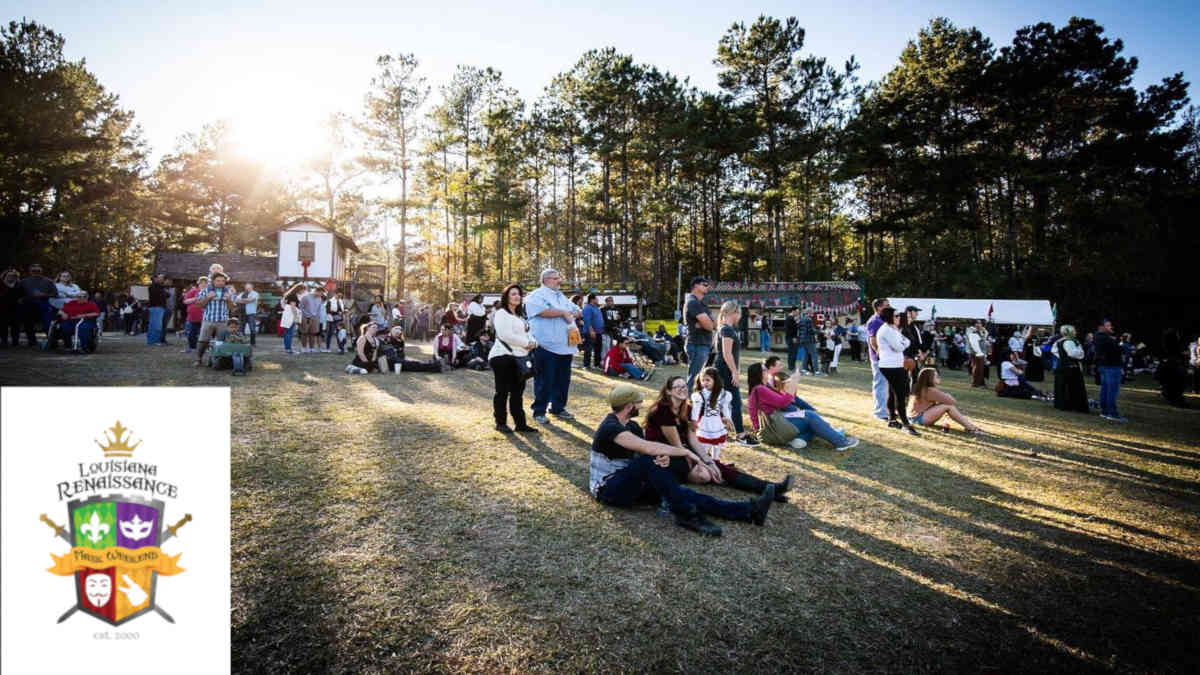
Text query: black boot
674 505 722 537
728 470 790 503
749 484 775 526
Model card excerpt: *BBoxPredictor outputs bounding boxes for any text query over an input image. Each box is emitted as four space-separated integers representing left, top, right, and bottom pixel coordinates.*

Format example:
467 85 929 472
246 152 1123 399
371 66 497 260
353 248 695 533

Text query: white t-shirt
1009 336 1025 353
467 301 486 317
1001 361 1021 386
690 389 731 440
53 282 82 309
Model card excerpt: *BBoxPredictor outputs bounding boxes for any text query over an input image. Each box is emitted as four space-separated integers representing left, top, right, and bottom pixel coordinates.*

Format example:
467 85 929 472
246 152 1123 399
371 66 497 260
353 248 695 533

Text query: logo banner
47 546 184 576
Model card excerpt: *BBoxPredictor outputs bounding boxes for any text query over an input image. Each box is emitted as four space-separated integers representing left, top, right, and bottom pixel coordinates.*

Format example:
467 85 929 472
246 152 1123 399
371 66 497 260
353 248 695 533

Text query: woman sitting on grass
746 363 859 451
643 375 793 500
603 335 650 380
997 351 1050 400
346 322 382 375
910 368 985 434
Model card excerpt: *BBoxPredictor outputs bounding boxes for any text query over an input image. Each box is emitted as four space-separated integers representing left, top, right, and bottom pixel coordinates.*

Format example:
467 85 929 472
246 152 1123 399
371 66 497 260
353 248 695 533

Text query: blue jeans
244 315 257 347
784 408 849 446
1099 365 1122 417
283 325 295 352
531 347 573 415
760 331 770 351
186 320 200 349
686 343 710 390
325 319 344 351
715 362 745 435
597 454 751 521
622 363 646 380
146 307 164 345
795 343 817 372
51 319 95 351
870 359 889 419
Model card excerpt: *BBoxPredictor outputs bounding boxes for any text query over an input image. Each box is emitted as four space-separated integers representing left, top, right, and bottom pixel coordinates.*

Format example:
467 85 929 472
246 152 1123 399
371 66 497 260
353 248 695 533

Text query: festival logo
41 421 190 626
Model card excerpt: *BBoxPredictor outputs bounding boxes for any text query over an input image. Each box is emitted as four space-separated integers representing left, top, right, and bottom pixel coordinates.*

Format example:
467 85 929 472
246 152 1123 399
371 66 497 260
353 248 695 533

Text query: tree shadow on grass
786 449 1200 672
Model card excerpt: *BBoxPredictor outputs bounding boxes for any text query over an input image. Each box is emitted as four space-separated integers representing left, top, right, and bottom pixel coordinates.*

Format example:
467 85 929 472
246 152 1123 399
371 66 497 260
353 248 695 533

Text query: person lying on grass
643 375 794 500
909 368 985 434
746 363 860 451
591 383 776 537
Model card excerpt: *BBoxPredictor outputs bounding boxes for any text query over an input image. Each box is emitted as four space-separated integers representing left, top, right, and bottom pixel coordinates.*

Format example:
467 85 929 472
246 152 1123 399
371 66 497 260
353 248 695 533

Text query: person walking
865 298 890 420
712 300 759 446
527 268 581 423
581 293 605 370
489 283 539 433
1094 319 1126 422
684 276 715 390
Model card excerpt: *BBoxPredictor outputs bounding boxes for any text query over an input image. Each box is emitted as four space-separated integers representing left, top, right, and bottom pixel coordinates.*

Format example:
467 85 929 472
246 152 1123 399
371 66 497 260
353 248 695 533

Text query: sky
6 0 1199 166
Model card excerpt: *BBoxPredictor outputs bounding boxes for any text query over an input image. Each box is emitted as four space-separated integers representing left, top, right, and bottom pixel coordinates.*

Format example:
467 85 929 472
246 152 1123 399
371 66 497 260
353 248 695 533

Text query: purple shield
115 502 161 548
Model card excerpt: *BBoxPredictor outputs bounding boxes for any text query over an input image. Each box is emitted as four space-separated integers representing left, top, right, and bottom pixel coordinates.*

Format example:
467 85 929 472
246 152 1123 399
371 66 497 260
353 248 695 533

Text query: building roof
278 215 360 253
154 252 279 284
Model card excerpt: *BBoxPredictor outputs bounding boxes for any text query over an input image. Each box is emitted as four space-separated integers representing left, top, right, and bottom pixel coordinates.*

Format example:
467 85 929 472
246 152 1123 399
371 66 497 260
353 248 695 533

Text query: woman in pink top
746 363 858 451
180 276 208 353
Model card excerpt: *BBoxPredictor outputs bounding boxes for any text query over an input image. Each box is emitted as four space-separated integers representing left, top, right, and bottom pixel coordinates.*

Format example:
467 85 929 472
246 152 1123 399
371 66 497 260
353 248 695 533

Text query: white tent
886 298 1054 326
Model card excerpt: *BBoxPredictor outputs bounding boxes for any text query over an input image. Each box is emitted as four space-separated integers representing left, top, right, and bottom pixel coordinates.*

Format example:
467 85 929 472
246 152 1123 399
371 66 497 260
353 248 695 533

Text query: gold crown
95 421 141 457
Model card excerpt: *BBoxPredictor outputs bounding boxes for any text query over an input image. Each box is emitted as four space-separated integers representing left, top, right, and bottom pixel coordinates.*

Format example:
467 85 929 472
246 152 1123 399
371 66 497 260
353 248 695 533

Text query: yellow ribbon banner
47 546 185 576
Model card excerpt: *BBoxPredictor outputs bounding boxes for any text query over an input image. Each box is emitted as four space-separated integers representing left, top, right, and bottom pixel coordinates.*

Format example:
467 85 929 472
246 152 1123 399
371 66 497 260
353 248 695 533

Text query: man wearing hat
902 305 928 379
193 270 237 366
589 384 775 537
683 276 715 390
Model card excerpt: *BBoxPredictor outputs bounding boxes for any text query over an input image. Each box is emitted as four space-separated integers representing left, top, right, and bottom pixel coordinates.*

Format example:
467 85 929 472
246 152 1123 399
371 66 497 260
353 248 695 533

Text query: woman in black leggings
876 307 919 436
488 283 539 433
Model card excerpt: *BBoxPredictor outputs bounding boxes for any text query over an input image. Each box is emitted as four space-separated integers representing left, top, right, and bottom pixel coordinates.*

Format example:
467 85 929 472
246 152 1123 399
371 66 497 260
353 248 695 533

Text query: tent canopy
886 298 1054 326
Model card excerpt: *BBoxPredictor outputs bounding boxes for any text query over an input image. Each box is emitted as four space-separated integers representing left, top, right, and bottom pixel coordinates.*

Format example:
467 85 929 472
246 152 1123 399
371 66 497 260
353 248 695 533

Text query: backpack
758 410 799 446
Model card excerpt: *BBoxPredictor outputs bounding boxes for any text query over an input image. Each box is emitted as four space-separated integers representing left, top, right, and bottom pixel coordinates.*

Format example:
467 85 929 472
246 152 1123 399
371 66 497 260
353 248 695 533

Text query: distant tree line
2 16 1196 337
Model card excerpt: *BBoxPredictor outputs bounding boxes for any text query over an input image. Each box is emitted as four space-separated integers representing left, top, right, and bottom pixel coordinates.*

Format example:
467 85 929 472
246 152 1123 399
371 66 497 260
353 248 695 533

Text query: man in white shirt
967 323 988 387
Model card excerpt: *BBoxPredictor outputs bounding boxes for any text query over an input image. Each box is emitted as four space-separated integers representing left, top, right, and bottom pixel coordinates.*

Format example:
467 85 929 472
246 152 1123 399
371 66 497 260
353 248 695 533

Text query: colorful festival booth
702 281 864 350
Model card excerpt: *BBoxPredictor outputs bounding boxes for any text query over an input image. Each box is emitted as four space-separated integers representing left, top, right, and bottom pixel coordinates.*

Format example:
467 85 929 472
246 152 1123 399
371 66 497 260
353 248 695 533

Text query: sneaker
788 437 808 450
834 437 860 452
550 410 574 420
495 424 514 434
656 498 671 518
674 510 722 537
749 484 775 526
737 435 760 446
887 419 902 429
903 426 920 437
514 425 540 433
533 414 550 424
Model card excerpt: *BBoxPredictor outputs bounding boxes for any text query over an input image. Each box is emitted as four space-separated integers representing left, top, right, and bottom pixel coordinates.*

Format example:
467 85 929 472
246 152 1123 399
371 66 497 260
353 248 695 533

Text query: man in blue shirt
581 292 605 370
526 268 582 422
865 298 890 420
236 283 259 346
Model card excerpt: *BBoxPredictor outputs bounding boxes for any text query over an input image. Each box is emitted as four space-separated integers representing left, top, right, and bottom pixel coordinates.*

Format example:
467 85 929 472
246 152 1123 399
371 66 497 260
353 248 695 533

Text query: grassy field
3 333 1199 673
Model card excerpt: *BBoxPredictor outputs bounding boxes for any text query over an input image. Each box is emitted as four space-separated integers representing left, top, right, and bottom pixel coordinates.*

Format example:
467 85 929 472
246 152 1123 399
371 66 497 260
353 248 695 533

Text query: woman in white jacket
488 283 539 433
876 307 918 435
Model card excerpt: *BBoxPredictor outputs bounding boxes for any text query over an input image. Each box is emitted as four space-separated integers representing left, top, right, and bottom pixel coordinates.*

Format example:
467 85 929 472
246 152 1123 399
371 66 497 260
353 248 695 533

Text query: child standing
690 367 733 461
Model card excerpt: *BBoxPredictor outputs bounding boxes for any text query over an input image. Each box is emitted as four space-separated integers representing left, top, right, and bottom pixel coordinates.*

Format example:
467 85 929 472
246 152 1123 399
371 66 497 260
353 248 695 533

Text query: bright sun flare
229 111 323 171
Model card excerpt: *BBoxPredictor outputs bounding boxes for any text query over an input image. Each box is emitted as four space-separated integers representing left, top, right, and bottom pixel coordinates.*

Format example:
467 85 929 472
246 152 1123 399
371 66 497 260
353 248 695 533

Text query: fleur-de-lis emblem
81 511 110 544
119 514 154 541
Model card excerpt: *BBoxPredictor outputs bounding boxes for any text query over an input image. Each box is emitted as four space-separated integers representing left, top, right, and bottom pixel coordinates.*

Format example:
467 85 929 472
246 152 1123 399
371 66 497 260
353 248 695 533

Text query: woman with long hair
488 283 539 433
910 368 984 433
644 375 793 498
711 300 757 445
346 322 381 374
746 362 859 450
369 294 389 331
877 307 919 435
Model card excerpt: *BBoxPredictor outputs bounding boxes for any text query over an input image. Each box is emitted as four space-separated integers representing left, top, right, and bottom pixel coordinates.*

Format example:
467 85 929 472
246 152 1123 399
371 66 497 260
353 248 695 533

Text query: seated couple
747 359 859 451
591 383 791 537
603 335 653 380
996 352 1050 401
346 323 446 375
46 294 101 353
909 368 985 434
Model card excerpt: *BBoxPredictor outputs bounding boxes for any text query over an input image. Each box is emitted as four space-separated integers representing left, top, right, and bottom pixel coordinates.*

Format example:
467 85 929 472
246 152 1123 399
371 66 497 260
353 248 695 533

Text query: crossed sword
41 513 191 624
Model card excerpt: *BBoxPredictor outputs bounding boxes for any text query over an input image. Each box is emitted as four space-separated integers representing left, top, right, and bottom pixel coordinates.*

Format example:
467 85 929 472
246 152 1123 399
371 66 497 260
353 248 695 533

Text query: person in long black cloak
1054 325 1089 413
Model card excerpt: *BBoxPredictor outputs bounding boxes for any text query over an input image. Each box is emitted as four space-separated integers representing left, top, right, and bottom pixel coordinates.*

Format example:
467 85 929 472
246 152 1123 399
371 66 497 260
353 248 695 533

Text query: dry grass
3 334 1199 673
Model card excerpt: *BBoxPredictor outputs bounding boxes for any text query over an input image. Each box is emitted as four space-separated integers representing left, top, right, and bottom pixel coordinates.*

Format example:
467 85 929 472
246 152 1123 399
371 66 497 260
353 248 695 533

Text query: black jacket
1094 331 1122 367
148 282 168 308
785 315 797 341
902 323 926 358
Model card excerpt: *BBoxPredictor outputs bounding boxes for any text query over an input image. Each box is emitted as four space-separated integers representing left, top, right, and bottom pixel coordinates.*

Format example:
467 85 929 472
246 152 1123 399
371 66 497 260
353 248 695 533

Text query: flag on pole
930 305 937 322
987 303 994 323
1051 303 1058 323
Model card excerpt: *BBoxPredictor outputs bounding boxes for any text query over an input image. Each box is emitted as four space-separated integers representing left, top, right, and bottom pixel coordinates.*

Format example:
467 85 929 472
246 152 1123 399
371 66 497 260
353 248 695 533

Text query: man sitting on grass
48 292 100 352
590 383 775 537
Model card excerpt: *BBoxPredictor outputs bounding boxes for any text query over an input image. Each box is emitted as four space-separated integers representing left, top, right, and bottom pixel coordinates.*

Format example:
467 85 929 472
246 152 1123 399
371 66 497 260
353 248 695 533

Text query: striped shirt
201 288 232 323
